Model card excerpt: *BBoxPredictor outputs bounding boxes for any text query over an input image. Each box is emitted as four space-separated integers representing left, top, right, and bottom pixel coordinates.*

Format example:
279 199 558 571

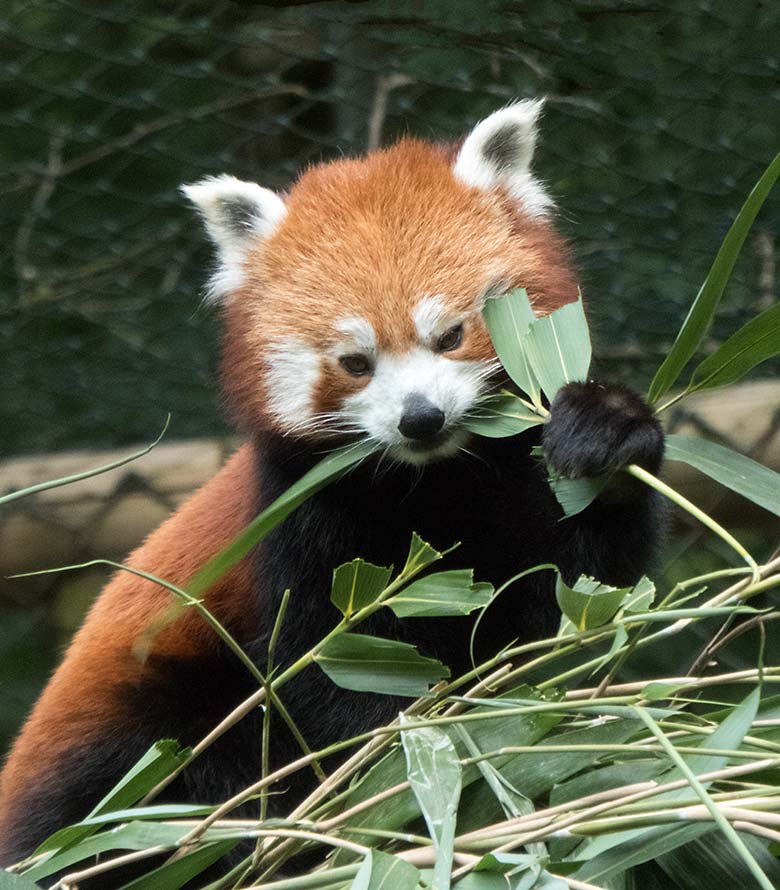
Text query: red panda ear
181 175 286 301
452 99 553 217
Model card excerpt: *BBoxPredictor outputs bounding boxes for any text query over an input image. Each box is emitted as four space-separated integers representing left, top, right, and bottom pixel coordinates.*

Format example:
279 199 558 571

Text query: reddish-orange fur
0 445 257 832
223 139 576 434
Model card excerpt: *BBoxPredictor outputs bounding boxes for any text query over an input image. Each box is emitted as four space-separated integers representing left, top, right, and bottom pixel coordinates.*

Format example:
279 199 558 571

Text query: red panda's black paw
542 381 664 479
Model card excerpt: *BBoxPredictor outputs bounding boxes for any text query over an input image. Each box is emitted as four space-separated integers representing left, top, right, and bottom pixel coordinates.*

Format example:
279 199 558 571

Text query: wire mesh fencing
1 0 778 459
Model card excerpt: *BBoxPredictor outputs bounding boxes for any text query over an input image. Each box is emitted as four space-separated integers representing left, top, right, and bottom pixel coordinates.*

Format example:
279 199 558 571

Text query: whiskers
472 357 503 383
283 410 364 440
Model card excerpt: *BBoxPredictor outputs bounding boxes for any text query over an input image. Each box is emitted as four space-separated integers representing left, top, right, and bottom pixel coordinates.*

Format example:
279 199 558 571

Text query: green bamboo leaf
25 823 187 882
474 852 547 881
648 151 780 403
587 624 628 677
551 761 666 812
572 688 761 879
65 803 214 830
444 874 508 890
118 840 237 890
400 716 462 890
350 850 419 890
341 687 562 844
454 871 566 890
623 576 656 612
0 872 41 890
33 740 191 857
457 712 636 834
463 393 543 438
455 725 547 861
522 298 592 401
686 302 780 394
472 858 566 890
549 476 607 518
482 287 540 402
666 434 780 516
387 569 493 618
633 704 774 890
669 686 760 782
574 825 713 884
314 633 449 696
555 574 631 631
402 533 444 576
655 833 780 890
642 682 688 702
189 441 378 596
331 558 392 618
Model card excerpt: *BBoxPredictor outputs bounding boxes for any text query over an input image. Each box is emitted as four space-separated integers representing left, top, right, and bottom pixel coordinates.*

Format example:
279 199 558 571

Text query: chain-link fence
1 0 778 458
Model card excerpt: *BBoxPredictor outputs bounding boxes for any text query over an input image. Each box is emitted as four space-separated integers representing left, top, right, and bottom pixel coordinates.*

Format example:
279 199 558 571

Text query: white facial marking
453 99 554 218
333 316 377 357
265 337 320 431
342 348 492 464
181 174 287 302
413 296 462 344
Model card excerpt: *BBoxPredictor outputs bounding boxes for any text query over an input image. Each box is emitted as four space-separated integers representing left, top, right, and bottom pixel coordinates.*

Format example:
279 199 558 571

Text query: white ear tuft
453 99 553 217
181 174 287 301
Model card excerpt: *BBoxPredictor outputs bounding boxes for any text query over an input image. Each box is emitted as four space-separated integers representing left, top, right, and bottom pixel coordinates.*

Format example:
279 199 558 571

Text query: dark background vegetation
1 1 778 752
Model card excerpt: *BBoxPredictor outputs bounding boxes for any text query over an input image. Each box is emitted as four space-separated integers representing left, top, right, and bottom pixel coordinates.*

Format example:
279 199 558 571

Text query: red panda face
184 101 577 464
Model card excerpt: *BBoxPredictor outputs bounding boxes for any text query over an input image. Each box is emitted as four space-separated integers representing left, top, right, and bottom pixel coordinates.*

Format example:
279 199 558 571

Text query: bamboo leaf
642 682 688 702
587 624 628 677
444 874 508 890
623 576 656 612
331 559 392 618
656 833 780 890
648 151 780 403
341 688 563 843
32 740 191 858
402 533 444 576
463 393 543 438
314 634 449 696
482 287 540 402
572 688 761 879
665 434 780 516
118 840 237 890
0 873 41 890
687 302 780 393
522 298 592 401
387 570 493 618
457 717 638 836
189 441 378 596
472 859 566 890
633 704 774 890
350 850 419 890
400 716 462 890
573 825 713 883
549 475 607 518
456 726 547 860
667 686 760 782
24 823 187 882
555 575 631 631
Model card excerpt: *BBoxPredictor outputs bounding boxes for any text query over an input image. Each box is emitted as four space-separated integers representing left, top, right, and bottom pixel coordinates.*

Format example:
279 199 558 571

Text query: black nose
398 393 446 441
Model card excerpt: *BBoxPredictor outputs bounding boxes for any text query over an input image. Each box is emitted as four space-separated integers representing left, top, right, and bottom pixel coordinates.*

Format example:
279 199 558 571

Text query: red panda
0 101 664 871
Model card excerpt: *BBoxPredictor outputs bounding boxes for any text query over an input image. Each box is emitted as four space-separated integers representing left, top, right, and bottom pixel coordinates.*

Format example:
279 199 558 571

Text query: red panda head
184 100 577 464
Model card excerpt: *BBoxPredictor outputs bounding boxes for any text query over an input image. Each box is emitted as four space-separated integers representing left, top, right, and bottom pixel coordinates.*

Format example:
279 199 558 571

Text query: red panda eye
435 323 464 353
339 354 373 377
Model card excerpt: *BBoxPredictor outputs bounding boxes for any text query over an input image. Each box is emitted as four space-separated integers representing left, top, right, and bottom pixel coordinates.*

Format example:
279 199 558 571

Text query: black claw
542 381 664 479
